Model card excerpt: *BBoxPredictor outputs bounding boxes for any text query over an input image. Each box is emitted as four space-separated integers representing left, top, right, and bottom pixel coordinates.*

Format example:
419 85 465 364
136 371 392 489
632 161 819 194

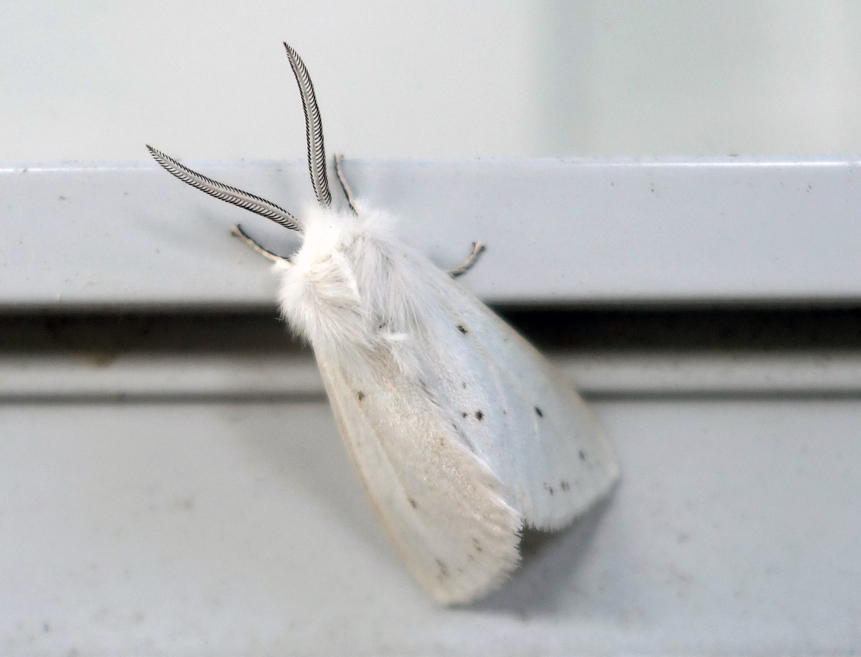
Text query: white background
3 0 861 162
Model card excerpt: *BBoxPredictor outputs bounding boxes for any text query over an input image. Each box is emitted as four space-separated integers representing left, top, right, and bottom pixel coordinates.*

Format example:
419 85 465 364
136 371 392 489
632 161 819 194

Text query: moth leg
232 224 292 266
448 241 485 278
334 153 361 215
334 150 482 276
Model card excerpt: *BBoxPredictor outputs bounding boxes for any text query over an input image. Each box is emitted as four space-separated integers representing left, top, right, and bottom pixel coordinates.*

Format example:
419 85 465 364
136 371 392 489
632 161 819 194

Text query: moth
148 42 619 604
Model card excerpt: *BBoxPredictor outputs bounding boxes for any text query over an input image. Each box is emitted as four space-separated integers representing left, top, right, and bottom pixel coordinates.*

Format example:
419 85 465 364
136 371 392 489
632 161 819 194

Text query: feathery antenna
284 41 332 207
146 145 301 232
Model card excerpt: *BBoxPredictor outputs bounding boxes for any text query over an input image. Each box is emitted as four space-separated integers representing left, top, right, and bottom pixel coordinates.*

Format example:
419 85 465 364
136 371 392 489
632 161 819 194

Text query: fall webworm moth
147 41 619 604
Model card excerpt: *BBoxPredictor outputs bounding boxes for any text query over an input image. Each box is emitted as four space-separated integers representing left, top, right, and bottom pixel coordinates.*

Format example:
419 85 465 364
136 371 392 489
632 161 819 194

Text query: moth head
146 41 345 254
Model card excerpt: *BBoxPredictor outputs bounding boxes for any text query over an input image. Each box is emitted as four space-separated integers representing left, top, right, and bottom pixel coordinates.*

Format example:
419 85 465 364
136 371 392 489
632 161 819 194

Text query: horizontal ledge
2 351 861 401
3 158 861 308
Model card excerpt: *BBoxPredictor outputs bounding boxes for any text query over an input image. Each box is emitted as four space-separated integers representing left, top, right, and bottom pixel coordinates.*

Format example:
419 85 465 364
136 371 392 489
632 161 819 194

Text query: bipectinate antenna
283 41 332 208
146 145 301 232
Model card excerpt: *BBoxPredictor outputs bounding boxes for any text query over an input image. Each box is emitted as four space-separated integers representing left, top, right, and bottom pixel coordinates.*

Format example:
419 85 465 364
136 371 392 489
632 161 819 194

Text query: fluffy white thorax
276 204 444 367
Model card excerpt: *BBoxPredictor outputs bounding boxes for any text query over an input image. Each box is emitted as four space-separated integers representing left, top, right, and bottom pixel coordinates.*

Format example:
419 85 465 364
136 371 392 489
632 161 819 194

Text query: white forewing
420 276 620 529
316 346 522 605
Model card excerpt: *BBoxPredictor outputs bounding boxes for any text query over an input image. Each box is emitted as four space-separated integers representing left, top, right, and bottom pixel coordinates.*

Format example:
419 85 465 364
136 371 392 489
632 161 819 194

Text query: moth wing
424 276 620 530
316 350 522 605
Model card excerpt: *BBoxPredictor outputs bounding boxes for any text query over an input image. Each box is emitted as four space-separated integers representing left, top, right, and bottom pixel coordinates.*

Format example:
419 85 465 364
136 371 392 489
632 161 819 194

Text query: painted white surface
4 8 861 648
1 398 858 655
2 1 861 161
2 159 861 308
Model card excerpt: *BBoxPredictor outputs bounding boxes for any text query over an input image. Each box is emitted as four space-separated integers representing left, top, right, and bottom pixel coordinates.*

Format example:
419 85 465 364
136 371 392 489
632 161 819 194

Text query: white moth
148 42 619 604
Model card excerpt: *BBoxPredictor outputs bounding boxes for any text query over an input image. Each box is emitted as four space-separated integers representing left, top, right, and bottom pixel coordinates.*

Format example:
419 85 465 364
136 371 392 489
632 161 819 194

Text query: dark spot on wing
408 497 418 509
544 483 555 495
461 381 467 389
534 406 543 417
472 538 483 552
475 410 484 421
357 391 365 401
461 411 469 418
436 559 449 579
579 450 587 461
457 324 468 334
560 481 570 491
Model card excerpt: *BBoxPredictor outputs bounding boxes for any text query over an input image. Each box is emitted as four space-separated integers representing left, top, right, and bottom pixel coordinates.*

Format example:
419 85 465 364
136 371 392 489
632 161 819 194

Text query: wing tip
527 454 620 532
427 508 523 606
